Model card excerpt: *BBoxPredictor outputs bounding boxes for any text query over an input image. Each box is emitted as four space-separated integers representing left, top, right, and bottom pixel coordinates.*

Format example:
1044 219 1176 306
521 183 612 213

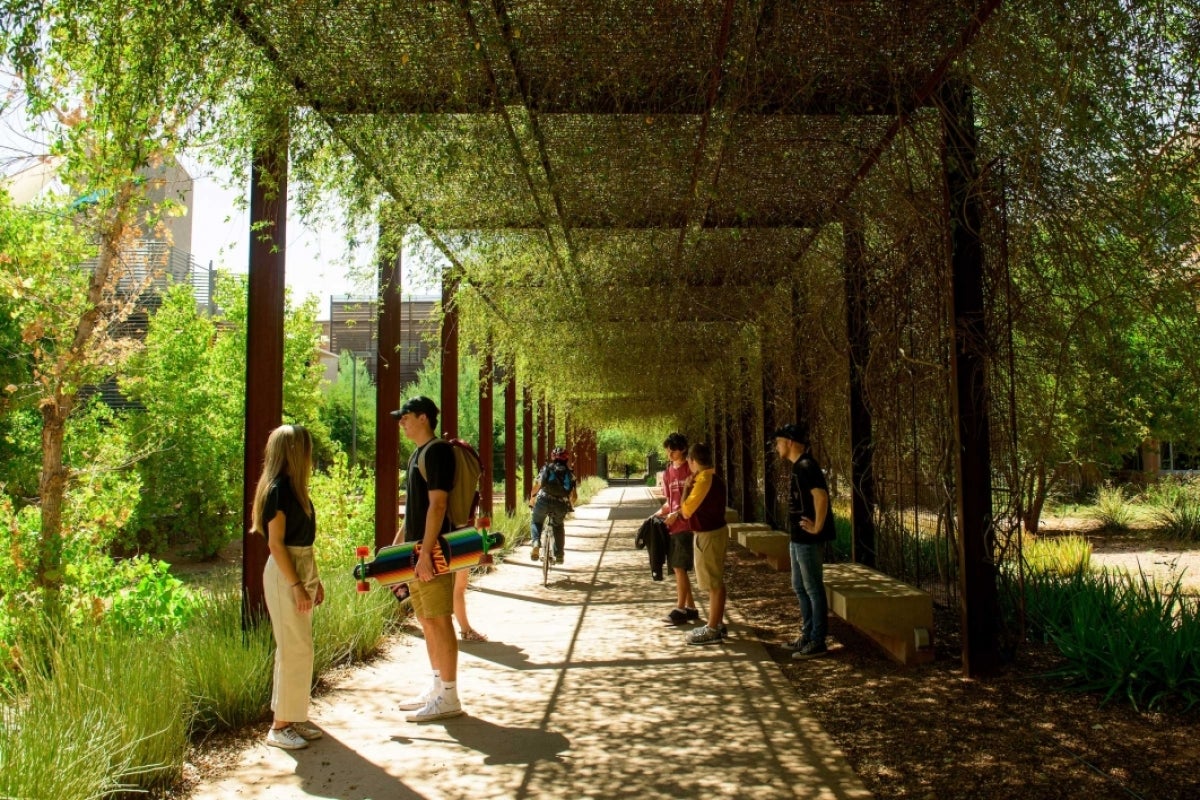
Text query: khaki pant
264 547 320 722
694 527 728 591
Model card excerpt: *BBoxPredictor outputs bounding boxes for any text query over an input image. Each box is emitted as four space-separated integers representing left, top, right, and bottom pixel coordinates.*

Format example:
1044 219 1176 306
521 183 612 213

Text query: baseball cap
391 396 439 420
769 423 809 445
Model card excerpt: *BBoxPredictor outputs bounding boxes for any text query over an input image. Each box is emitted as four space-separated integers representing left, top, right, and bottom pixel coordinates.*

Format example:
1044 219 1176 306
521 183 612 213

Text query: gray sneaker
792 641 829 660
266 726 308 750
530 545 540 561
685 625 725 646
784 635 812 651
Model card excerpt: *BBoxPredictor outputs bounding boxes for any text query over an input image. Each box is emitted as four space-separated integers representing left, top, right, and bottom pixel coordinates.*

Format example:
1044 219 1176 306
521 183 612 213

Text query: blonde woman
252 424 325 750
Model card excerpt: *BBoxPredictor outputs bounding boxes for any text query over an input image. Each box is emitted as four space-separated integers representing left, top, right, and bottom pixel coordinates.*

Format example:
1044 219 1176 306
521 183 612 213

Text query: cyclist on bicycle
529 446 578 564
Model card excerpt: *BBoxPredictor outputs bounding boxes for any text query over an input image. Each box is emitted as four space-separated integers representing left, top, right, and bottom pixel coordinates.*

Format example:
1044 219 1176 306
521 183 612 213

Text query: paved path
190 486 870 800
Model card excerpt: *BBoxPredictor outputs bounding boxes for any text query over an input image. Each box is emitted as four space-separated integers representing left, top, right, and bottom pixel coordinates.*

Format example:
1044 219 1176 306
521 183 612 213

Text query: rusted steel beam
537 394 547 468
505 371 518 514
739 400 756 523
942 79 999 678
440 277 459 438
241 122 287 627
375 239 402 551
523 385 535 500
479 349 494 516
843 215 878 568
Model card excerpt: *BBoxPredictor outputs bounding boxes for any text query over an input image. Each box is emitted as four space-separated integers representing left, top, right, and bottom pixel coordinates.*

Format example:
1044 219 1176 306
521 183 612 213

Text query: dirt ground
724 540 1200 800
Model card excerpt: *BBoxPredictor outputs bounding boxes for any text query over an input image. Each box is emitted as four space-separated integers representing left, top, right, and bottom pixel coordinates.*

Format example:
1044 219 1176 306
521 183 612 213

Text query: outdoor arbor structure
235 0 1011 676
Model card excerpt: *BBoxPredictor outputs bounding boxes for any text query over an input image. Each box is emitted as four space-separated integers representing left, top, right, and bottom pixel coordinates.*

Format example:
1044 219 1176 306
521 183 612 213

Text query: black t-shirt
788 456 836 543
263 475 316 547
404 439 456 543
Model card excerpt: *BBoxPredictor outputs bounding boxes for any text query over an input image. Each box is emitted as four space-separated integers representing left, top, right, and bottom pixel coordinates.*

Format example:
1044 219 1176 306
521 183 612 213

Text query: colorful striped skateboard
354 519 504 592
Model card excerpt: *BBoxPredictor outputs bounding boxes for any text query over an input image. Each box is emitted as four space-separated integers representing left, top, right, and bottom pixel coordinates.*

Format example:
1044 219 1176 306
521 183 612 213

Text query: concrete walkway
190 486 870 800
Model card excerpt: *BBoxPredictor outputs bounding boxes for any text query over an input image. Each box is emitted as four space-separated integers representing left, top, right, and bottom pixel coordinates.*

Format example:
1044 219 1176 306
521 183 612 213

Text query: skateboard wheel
355 546 370 558
477 517 491 529
356 581 370 593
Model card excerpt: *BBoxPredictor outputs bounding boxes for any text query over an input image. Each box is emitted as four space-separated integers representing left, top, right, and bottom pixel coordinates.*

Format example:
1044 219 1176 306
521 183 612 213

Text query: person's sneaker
716 623 728 638
266 726 308 750
685 625 725 646
397 685 437 711
663 608 688 625
555 554 564 564
784 635 812 651
530 545 540 561
291 721 323 740
406 693 464 723
792 641 829 660
684 608 701 622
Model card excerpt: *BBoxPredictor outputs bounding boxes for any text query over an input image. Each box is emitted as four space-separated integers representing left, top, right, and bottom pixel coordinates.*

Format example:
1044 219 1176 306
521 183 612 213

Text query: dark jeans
531 495 569 558
790 541 827 644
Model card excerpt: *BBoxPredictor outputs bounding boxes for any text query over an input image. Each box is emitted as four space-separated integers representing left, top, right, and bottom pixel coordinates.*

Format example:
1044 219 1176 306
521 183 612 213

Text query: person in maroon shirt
657 432 699 625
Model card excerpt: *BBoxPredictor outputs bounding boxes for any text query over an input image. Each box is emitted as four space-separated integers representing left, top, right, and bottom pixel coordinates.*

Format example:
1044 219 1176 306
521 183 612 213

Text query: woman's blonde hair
251 424 314 535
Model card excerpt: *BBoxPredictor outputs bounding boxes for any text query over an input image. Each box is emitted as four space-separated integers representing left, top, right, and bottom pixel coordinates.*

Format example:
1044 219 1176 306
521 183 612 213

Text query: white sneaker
406 693 464 723
266 726 309 750
291 721 323 740
397 684 437 711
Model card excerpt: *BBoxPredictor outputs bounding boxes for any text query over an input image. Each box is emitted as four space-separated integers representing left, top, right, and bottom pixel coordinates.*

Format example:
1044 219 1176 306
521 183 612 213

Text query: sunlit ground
189 486 869 800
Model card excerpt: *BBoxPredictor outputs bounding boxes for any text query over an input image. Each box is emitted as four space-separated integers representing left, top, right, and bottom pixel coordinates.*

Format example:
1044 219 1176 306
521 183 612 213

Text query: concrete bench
823 563 934 666
739 528 791 572
727 522 772 548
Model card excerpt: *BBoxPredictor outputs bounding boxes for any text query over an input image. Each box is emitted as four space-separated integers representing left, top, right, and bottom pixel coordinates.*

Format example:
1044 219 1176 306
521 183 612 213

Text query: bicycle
541 525 553 587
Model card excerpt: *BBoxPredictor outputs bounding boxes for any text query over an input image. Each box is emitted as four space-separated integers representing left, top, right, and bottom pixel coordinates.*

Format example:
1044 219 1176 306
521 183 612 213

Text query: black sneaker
555 555 564 564
784 635 811 651
792 642 829 660
663 608 688 625
684 608 701 622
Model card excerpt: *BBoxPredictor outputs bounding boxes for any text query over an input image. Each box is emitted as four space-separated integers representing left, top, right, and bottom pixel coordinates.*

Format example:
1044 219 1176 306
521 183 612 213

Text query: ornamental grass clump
1149 481 1200 542
4 620 188 792
1023 534 1092 577
174 588 274 736
1026 569 1200 711
1089 482 1135 531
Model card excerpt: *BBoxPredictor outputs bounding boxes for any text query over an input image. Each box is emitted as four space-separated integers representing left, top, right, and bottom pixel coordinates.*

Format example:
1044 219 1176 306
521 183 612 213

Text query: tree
0 0 243 590
321 352 377 468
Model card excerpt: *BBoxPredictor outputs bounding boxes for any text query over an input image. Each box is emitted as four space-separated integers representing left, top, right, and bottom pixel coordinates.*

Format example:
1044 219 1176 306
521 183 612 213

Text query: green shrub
1022 568 1200 711
1024 534 1092 576
0 701 130 800
576 476 608 506
1089 482 1134 530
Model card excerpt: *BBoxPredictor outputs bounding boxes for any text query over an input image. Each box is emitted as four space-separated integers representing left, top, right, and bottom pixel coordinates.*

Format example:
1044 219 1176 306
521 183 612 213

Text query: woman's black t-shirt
263 475 316 547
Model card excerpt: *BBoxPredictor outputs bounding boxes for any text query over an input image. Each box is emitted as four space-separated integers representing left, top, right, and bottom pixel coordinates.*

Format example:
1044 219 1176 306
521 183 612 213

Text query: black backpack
541 462 574 499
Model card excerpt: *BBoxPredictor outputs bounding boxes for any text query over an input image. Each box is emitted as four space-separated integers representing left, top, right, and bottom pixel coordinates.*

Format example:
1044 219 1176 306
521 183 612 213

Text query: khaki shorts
409 572 454 619
694 527 728 590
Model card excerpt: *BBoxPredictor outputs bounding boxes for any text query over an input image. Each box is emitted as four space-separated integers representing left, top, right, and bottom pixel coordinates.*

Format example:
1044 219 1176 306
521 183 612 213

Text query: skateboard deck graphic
354 520 503 592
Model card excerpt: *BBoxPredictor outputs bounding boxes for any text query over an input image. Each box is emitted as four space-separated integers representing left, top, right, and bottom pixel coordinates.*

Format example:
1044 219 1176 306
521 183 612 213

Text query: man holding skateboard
392 396 465 722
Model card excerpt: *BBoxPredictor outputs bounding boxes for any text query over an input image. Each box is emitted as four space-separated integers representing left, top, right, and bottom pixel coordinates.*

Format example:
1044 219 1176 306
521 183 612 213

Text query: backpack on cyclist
417 438 483 529
540 461 574 499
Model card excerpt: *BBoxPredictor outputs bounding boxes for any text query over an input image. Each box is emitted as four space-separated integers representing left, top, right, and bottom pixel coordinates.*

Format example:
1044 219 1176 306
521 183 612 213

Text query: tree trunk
36 403 69 590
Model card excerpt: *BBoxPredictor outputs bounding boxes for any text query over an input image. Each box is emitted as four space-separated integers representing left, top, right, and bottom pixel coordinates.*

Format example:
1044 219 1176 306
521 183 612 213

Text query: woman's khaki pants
263 547 319 723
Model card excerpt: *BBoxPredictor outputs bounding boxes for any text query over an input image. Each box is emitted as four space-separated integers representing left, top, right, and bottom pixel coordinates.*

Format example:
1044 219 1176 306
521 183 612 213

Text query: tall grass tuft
1024 534 1092 577
315 548 399 673
1148 480 1200 542
1023 568 1200 711
0 702 131 800
1089 482 1134 530
7 620 188 791
175 588 274 736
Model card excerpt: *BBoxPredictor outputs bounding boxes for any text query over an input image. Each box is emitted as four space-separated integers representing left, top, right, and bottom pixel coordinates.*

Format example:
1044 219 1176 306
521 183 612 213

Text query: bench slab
823 562 934 665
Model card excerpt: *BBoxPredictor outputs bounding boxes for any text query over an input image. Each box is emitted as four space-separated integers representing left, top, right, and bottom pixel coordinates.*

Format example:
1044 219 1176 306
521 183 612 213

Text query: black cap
769 423 809 445
391 396 439 420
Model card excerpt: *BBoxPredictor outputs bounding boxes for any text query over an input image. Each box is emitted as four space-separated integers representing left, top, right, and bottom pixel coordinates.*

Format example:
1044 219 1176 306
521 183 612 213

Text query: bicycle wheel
542 532 552 587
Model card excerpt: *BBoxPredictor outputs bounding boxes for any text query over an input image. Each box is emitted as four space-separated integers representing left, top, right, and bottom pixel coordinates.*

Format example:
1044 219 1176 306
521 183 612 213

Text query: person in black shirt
772 423 834 660
251 424 325 749
391 396 465 722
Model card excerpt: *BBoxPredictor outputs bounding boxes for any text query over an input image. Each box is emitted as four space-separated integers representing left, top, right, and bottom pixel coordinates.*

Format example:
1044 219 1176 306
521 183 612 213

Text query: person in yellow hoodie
665 442 729 646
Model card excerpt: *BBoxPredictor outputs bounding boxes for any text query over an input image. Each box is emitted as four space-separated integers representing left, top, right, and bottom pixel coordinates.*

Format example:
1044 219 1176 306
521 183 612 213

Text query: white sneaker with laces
291 721 323 740
406 693 464 723
266 725 309 750
397 684 438 711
